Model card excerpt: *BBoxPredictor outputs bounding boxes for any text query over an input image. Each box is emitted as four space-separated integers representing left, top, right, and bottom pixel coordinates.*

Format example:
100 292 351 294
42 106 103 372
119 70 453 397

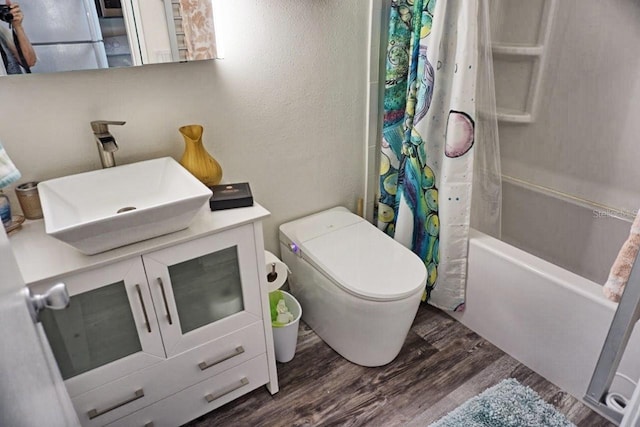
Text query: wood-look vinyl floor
185 305 615 427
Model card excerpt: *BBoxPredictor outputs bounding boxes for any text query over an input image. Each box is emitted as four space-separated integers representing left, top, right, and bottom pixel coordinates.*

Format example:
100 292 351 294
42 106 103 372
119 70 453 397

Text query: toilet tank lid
279 208 427 301
279 207 361 244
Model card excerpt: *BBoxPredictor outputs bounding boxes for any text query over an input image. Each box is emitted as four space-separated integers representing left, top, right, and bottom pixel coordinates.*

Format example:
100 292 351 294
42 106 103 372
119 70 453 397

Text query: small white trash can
271 291 302 363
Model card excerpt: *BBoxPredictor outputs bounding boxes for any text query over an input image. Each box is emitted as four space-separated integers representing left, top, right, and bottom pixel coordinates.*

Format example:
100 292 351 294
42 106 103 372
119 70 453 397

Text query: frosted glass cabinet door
33 258 165 398
143 224 263 356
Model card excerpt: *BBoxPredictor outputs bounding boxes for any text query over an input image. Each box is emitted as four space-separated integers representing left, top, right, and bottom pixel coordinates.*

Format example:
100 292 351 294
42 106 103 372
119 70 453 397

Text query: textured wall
0 0 368 252
497 0 640 214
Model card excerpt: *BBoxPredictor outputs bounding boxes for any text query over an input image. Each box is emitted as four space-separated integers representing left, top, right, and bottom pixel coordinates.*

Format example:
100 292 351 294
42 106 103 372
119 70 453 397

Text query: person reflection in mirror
0 1 36 74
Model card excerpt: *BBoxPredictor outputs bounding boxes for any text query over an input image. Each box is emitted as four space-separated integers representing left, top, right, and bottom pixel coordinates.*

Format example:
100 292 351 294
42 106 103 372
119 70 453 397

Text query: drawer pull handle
205 377 249 403
144 423 154 427
198 346 245 371
135 284 151 333
87 388 144 419
157 278 173 325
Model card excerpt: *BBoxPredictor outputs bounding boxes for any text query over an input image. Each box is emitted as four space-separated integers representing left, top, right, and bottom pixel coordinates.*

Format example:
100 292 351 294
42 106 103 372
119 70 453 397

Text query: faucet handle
91 120 126 133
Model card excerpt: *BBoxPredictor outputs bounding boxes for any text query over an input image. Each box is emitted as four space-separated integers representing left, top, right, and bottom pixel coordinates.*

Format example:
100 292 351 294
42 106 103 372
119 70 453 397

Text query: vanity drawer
106 354 269 427
164 320 266 384
72 322 266 426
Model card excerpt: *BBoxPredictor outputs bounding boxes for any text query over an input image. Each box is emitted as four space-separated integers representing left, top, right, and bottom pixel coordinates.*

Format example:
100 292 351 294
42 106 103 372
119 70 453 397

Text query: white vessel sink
38 157 213 255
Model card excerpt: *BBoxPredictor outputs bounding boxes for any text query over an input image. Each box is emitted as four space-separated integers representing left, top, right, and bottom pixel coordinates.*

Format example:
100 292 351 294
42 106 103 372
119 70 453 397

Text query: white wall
495 0 640 215
0 0 368 253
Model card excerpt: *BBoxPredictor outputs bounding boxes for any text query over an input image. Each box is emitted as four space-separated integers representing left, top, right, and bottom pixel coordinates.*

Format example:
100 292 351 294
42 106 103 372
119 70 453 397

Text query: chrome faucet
90 120 126 168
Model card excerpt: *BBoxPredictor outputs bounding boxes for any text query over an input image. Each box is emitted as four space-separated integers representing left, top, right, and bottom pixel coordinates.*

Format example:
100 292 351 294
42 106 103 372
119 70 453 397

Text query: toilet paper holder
267 263 278 283
266 261 292 283
264 251 292 292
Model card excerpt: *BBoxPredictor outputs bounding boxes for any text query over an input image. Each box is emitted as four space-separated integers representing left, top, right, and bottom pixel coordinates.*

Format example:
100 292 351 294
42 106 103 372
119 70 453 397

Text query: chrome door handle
25 283 70 323
205 378 249 403
198 346 245 371
135 284 151 333
157 277 173 325
87 389 144 419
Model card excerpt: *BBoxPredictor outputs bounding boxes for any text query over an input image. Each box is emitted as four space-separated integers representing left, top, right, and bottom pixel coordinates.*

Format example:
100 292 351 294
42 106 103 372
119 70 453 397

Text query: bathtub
451 178 640 419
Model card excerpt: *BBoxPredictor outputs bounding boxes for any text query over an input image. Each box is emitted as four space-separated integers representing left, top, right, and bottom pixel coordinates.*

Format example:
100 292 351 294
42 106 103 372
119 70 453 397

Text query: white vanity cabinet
32 257 166 396
11 205 278 427
142 224 263 357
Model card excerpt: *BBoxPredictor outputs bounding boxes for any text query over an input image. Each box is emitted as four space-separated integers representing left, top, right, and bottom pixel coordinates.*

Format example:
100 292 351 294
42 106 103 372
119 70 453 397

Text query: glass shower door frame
30 257 166 398
142 224 263 357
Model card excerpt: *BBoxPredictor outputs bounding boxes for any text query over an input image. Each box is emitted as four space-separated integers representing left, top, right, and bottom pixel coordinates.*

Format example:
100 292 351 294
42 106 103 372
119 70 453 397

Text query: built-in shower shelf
495 110 533 123
492 44 543 57
479 107 533 124
491 0 558 124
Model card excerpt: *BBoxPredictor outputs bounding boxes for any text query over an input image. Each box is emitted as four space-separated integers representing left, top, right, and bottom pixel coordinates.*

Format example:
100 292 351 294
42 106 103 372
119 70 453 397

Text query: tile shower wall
0 0 369 253
495 0 640 214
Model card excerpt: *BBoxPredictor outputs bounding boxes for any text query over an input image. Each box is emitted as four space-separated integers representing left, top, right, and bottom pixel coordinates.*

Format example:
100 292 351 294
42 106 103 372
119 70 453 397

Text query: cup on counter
15 182 43 220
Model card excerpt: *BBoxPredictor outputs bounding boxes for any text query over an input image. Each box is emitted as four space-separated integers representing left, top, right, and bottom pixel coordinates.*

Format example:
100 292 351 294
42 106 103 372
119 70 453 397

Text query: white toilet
279 207 427 367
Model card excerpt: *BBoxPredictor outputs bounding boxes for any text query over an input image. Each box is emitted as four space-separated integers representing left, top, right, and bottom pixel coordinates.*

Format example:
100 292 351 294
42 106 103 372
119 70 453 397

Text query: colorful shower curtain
378 0 479 311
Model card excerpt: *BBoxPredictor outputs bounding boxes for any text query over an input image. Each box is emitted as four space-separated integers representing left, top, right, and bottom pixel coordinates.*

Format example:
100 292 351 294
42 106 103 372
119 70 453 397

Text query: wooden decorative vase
179 124 223 186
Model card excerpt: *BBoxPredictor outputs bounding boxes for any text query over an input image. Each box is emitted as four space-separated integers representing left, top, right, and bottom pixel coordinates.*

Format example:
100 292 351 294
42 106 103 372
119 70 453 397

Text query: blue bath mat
429 378 575 427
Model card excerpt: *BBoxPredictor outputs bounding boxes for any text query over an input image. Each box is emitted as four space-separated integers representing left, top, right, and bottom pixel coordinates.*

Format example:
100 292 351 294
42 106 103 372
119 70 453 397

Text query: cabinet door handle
135 284 151 333
87 388 144 419
198 346 245 371
157 277 173 325
205 377 249 403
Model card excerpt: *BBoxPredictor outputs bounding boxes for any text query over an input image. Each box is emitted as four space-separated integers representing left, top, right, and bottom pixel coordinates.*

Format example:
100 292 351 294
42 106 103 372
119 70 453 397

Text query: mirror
0 0 218 75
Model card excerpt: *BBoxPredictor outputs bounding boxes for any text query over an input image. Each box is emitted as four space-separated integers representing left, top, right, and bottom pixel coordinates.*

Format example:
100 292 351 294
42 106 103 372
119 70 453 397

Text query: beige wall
0 0 369 252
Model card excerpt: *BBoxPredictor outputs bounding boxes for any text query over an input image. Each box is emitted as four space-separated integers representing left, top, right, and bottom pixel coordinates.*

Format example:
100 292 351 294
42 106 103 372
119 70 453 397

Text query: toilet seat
280 208 427 302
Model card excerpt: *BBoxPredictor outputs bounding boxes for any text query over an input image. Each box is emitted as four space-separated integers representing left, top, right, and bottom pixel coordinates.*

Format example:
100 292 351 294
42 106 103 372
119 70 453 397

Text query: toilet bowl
279 207 427 367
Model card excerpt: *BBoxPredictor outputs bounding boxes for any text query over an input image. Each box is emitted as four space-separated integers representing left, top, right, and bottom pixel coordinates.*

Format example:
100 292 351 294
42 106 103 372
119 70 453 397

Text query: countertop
9 203 270 286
